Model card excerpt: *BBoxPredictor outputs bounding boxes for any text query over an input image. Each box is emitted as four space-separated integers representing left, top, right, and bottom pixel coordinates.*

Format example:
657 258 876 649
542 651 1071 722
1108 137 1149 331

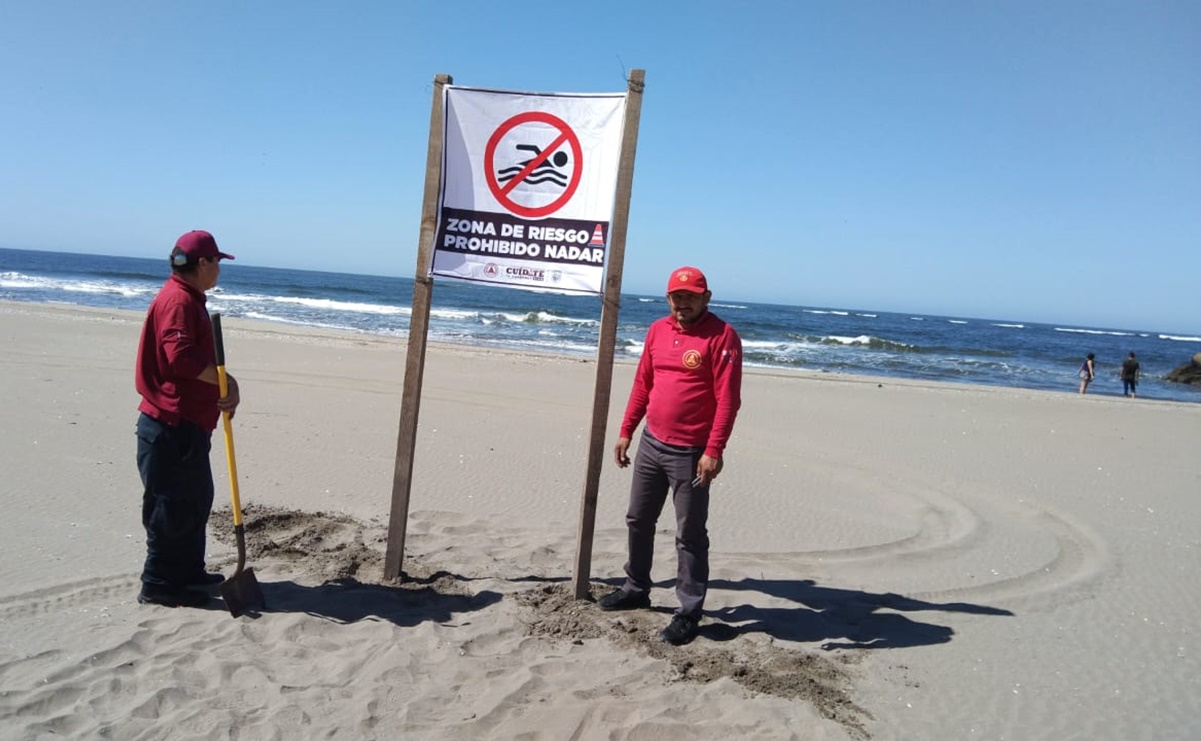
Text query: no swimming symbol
485 111 583 218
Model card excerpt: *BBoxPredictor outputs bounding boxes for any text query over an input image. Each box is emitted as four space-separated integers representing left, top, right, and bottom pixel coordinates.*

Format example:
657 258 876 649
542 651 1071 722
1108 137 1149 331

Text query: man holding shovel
134 230 240 607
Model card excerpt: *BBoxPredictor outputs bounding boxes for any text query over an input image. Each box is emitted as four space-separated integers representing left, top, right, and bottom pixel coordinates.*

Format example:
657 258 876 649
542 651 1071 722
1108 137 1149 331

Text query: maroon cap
175 230 235 261
666 266 708 294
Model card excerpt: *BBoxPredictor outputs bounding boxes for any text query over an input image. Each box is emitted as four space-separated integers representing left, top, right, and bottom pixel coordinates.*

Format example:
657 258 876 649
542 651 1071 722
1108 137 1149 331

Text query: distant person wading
1121 352 1140 398
1078 353 1096 394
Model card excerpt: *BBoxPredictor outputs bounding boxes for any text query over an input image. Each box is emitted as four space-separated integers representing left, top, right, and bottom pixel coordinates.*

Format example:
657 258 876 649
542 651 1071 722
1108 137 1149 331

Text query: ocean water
2 247 1199 403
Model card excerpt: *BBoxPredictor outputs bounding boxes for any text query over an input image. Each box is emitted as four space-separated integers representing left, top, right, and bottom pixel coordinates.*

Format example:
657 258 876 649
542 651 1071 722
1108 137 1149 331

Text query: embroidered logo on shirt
682 349 702 369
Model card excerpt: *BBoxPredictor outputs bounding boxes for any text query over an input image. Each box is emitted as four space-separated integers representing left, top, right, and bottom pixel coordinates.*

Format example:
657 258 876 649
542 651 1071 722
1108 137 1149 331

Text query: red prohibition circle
484 111 583 219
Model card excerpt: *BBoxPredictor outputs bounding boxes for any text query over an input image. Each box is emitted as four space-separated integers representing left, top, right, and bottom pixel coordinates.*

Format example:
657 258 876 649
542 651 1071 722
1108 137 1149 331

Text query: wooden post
572 69 646 599
384 73 453 581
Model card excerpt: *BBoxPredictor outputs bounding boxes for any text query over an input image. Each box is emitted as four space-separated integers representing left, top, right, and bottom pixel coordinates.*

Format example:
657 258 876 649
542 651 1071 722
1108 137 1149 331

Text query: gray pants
621 431 710 619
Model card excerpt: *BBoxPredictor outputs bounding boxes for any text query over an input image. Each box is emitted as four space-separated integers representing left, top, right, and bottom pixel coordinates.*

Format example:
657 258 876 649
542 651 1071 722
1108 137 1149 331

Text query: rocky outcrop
1164 353 1201 385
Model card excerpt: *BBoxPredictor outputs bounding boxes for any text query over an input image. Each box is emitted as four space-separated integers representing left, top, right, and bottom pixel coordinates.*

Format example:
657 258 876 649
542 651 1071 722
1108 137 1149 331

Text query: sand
1 299 1198 740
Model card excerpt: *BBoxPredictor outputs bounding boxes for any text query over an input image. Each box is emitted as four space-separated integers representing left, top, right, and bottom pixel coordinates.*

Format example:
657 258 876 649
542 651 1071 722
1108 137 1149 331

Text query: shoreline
4 299 1195 408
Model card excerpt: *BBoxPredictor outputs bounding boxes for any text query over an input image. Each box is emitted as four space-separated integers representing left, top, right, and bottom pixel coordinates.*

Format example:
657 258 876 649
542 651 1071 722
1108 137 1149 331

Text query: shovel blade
220 567 265 618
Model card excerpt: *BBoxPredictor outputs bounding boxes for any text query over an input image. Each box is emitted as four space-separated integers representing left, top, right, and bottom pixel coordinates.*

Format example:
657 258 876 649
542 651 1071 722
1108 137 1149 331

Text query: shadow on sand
703 577 1013 649
223 570 502 626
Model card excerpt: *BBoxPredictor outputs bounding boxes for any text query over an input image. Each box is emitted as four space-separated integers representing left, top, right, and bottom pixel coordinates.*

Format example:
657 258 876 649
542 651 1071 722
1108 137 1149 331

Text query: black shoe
660 614 699 645
597 589 650 611
185 571 225 587
137 584 212 608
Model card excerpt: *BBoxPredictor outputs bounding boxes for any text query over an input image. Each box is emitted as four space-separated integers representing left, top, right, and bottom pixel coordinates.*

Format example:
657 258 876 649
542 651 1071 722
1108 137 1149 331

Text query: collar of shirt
168 273 208 304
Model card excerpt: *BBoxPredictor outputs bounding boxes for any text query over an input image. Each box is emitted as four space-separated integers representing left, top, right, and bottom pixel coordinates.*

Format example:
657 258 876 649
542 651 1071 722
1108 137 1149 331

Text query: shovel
212 313 266 618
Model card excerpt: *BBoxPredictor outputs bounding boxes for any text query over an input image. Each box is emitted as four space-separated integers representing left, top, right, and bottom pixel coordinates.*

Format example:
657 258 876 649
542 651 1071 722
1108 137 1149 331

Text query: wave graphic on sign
495 144 569 187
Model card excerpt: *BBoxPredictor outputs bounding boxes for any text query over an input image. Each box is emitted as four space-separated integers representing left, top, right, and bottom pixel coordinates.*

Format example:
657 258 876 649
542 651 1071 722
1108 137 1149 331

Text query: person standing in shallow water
1078 353 1096 394
598 266 743 647
1121 352 1140 398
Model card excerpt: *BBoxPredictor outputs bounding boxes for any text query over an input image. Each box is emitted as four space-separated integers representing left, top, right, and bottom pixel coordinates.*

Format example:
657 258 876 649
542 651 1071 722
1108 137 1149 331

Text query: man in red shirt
598 266 743 645
135 230 240 607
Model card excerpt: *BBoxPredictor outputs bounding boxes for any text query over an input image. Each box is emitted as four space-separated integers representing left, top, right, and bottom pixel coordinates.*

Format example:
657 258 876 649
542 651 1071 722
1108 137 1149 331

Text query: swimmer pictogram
497 144 569 187
484 111 583 218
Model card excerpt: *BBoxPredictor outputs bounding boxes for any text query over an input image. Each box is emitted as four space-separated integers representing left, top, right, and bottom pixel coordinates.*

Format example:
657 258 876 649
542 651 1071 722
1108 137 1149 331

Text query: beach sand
1 299 1198 740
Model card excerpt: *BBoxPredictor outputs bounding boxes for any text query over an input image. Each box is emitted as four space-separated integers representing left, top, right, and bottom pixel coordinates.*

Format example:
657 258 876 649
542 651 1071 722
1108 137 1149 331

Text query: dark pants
1123 379 1137 396
621 431 710 620
136 413 214 587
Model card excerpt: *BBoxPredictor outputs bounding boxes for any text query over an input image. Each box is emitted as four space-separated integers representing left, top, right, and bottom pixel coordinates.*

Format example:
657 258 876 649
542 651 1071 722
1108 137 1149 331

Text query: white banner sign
430 86 627 295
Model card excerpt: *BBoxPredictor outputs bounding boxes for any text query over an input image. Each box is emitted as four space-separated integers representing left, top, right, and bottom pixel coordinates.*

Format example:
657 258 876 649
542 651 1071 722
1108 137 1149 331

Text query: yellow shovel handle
217 367 243 528
212 313 243 528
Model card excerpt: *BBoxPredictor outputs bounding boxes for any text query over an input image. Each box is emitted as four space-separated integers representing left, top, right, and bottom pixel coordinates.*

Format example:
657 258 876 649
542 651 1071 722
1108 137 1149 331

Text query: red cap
175 230 235 261
666 266 708 294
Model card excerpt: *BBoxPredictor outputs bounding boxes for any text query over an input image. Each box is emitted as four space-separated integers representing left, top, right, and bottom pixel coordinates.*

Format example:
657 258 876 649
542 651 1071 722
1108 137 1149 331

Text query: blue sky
2 1 1197 333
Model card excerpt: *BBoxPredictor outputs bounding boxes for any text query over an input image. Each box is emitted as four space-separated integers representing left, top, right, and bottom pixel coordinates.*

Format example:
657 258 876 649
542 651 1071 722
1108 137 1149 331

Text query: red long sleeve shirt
619 311 742 458
135 274 220 431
